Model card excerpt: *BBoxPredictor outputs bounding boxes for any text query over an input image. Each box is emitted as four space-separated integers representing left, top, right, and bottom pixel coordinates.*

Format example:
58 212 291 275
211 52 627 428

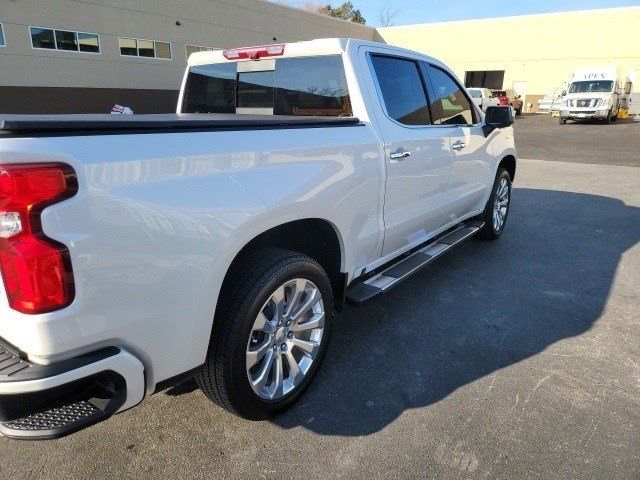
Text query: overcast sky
283 0 640 27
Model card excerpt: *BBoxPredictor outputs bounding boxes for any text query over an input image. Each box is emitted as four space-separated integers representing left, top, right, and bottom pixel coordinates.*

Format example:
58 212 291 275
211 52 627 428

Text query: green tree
317 2 366 24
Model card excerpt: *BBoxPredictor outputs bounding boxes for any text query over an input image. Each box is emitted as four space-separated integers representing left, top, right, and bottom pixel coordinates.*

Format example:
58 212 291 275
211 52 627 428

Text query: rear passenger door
422 63 493 221
367 53 452 256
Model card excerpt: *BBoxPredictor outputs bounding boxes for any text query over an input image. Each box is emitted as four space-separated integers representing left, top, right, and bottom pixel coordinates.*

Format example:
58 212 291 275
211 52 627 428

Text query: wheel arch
499 155 517 182
219 218 346 312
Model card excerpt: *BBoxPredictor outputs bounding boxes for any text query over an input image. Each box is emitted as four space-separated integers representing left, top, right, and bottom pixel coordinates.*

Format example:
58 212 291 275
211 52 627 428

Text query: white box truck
559 67 622 124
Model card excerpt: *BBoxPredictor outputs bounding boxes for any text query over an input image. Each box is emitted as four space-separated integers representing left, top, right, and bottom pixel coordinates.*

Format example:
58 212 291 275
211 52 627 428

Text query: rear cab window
181 54 352 116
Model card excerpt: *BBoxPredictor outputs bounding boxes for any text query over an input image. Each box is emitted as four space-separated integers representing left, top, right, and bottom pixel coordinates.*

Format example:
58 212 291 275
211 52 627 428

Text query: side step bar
346 221 484 306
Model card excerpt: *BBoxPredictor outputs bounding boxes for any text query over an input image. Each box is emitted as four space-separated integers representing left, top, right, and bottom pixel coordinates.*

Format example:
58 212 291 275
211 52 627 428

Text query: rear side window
181 55 352 116
425 64 475 125
370 55 431 126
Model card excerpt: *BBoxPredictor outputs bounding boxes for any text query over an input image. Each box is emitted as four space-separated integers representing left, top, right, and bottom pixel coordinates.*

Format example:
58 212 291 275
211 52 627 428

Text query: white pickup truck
0 38 516 440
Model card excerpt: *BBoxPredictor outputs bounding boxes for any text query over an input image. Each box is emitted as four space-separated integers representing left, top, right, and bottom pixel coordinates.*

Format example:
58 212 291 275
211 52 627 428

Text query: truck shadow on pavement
274 187 640 436
166 188 640 437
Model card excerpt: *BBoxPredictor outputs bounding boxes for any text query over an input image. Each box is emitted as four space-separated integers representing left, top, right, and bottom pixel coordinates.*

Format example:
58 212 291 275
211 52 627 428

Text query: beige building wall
377 7 640 112
0 0 375 112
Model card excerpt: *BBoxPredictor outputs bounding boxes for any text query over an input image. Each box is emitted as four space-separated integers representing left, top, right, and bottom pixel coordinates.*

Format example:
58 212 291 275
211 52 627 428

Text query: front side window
0 23 5 46
181 55 352 117
425 64 475 126
569 81 613 93
370 55 431 126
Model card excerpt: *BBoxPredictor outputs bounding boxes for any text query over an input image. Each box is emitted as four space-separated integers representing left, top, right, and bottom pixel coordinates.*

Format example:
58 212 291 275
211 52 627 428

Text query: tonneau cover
0 113 361 135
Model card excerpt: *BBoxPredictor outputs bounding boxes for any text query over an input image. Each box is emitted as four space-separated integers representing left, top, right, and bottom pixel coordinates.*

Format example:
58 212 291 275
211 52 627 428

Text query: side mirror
625 81 632 95
483 106 515 137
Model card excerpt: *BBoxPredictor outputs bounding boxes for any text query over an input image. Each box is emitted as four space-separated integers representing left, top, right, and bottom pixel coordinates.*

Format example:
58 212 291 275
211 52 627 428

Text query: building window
119 37 137 56
78 32 100 53
0 23 5 46
30 27 55 49
30 26 100 53
464 70 505 89
119 37 171 59
155 41 171 59
55 30 77 51
186 45 216 58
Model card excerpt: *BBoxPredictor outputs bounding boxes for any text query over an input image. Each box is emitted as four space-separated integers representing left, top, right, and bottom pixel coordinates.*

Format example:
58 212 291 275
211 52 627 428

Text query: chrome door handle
389 148 412 162
451 140 467 150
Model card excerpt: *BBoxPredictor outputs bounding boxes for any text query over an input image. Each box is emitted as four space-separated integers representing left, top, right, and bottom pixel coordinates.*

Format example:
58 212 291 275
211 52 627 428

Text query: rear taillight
223 43 285 60
0 163 78 314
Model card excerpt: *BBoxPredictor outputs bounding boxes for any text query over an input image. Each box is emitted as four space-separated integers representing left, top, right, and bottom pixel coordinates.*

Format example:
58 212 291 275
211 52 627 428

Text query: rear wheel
559 117 567 124
476 168 512 240
197 249 333 420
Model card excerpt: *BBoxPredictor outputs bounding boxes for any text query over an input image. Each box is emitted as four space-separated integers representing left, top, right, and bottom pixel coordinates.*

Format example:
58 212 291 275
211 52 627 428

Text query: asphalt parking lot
515 113 640 167
2 115 639 479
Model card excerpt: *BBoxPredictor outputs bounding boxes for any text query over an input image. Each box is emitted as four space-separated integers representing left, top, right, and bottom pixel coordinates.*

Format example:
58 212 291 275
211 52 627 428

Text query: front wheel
197 249 333 420
476 167 512 240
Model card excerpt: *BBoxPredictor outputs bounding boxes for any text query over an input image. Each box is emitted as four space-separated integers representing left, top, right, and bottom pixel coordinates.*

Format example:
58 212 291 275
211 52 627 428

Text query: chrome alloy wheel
493 177 510 231
246 278 325 400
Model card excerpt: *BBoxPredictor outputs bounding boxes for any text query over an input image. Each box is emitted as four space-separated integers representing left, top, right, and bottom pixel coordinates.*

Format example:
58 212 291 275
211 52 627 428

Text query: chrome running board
345 221 484 306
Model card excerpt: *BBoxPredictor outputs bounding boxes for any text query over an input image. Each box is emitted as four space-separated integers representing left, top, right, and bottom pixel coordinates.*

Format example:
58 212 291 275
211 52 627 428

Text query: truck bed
0 113 361 136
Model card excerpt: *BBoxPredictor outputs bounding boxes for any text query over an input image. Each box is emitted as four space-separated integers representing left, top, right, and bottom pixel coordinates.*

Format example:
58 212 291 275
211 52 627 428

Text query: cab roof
186 38 446 71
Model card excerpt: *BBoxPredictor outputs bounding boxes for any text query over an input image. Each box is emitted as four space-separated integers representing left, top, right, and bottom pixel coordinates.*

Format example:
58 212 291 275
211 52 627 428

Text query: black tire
559 117 567 124
476 167 512 241
196 248 334 420
515 108 522 116
604 110 612 124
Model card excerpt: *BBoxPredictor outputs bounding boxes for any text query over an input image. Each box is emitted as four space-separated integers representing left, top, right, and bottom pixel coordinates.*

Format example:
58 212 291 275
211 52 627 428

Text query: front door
367 52 452 256
422 63 492 221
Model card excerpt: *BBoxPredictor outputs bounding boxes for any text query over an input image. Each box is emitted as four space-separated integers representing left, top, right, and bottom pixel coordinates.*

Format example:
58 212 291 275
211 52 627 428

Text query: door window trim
366 52 435 130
